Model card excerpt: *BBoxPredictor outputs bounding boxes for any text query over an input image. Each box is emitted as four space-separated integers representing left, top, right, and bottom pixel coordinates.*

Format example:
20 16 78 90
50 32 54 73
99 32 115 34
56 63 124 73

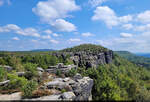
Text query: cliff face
53 50 113 68
70 50 113 68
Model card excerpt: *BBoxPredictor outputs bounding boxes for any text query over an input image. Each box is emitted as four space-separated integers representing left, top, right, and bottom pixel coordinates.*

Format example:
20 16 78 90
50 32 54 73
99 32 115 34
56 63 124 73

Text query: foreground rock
36 74 93 101
0 80 10 86
0 73 93 101
16 72 25 77
0 92 21 100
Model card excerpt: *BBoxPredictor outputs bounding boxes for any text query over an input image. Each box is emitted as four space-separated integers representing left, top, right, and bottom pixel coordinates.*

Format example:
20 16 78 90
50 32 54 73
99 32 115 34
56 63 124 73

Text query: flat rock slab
25 95 61 101
0 92 22 100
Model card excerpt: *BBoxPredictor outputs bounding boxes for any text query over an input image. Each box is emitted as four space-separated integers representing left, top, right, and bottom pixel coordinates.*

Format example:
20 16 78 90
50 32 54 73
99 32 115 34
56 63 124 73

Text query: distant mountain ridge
115 51 150 69
31 49 56 52
136 53 150 58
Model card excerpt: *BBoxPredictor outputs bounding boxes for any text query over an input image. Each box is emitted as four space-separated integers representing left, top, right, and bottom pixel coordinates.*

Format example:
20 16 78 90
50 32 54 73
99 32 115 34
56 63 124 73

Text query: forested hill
115 51 150 69
61 44 108 53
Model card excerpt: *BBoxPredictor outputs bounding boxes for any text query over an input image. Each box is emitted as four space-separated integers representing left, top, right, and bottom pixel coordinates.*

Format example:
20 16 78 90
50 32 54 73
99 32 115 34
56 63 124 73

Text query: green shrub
8 74 28 89
21 80 38 98
7 73 28 90
56 69 62 76
65 69 77 77
0 67 7 82
0 58 6 65
24 63 38 80
61 89 67 93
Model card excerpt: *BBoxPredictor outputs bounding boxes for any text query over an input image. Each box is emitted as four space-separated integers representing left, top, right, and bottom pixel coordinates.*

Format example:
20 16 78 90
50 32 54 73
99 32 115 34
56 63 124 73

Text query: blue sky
0 0 150 53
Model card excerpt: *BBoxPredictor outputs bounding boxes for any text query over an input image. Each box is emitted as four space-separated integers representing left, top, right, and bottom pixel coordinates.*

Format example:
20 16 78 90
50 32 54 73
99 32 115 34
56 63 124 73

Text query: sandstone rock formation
0 73 93 101
46 63 77 73
52 50 113 68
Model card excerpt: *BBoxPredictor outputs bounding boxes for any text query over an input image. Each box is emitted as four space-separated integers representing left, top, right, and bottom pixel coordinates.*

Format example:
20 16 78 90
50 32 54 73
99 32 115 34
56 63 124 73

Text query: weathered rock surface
73 73 82 81
72 77 94 101
60 92 76 100
25 95 61 101
52 50 113 68
37 67 44 72
0 73 93 101
0 80 10 86
46 63 77 73
16 72 25 77
44 73 93 101
2 65 13 72
0 92 21 100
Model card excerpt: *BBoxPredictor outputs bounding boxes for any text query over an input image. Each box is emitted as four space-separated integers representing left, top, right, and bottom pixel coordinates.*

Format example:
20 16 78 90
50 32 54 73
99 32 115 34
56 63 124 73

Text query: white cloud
16 28 40 37
69 38 81 42
120 33 133 38
52 33 59 37
137 10 150 24
122 24 133 30
44 29 52 34
33 0 79 32
31 39 38 43
134 24 150 32
97 31 150 53
88 0 107 7
0 0 11 6
0 24 20 32
81 32 94 37
0 0 4 6
119 15 133 23
12 37 19 41
32 0 80 22
42 35 51 39
92 6 118 28
50 39 59 44
51 19 76 32
0 24 40 37
5 24 20 30
92 6 133 28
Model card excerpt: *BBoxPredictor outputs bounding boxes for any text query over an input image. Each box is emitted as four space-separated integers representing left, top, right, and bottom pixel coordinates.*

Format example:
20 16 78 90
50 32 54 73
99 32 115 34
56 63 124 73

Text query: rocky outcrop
72 77 93 101
46 63 77 73
0 80 10 86
43 73 93 101
37 67 44 72
0 74 93 101
16 72 25 77
52 50 113 68
0 65 13 72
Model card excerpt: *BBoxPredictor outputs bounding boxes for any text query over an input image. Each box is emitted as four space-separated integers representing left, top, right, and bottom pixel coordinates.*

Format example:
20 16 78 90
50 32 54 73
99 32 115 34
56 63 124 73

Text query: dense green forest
115 51 150 69
0 44 150 101
62 44 108 53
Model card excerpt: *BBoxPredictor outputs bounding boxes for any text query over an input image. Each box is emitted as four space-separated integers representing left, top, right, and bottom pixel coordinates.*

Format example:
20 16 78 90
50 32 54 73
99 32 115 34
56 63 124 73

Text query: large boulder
0 80 10 86
45 78 66 90
16 72 25 77
44 75 93 101
37 67 44 72
3 65 13 72
60 92 76 100
73 73 82 81
72 77 94 101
